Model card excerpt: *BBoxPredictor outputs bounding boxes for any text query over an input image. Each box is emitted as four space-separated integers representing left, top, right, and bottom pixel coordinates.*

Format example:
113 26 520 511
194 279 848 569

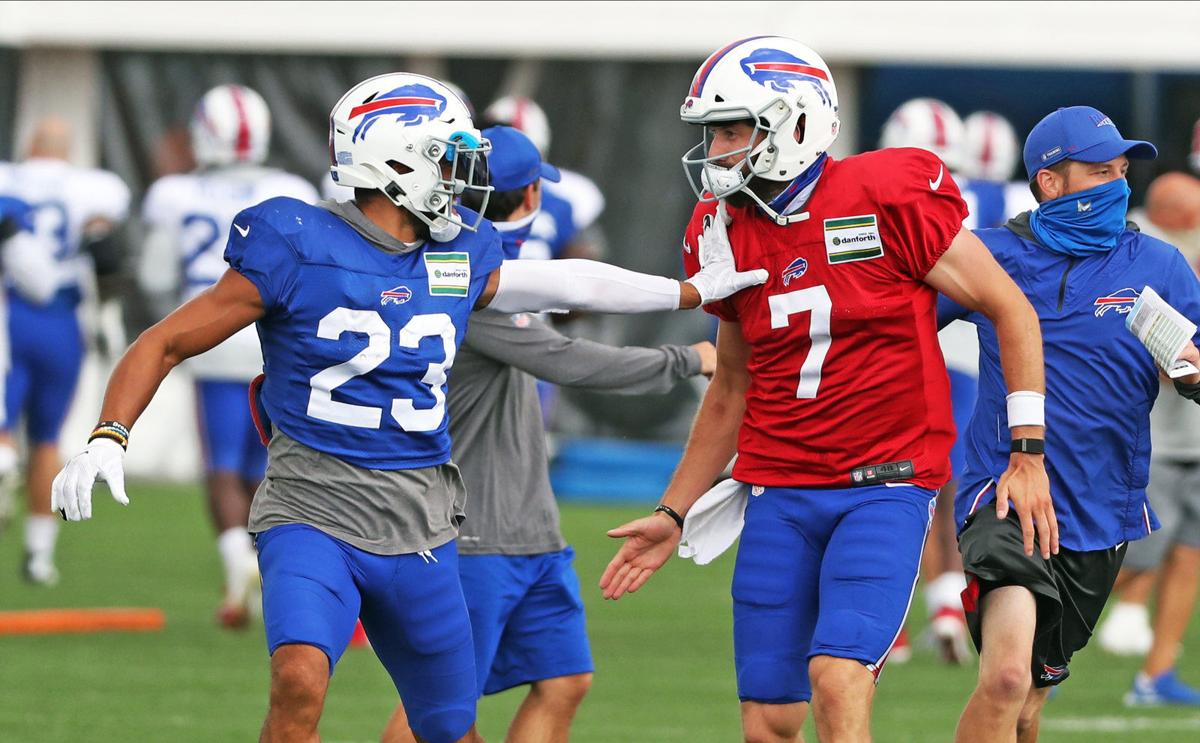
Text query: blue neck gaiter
1028 178 1131 257
494 208 539 260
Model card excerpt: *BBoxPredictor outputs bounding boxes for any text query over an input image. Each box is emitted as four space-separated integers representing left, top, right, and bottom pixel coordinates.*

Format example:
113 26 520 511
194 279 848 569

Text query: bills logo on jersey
740 48 831 104
1093 287 1139 317
380 285 413 306
1040 663 1068 682
782 256 808 286
349 85 448 142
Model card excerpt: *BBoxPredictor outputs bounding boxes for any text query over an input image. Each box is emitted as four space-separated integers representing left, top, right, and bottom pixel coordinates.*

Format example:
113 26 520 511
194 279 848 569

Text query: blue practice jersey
940 215 1200 551
225 197 504 470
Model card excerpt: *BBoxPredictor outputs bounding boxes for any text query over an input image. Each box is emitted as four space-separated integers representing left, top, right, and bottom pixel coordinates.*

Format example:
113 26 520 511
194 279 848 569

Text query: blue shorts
256 524 477 743
194 380 267 481
459 546 593 696
4 289 83 443
732 484 935 704
947 369 979 481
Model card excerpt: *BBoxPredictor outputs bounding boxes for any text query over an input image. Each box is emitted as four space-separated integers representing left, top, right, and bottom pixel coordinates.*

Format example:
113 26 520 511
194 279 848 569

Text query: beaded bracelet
89 420 130 450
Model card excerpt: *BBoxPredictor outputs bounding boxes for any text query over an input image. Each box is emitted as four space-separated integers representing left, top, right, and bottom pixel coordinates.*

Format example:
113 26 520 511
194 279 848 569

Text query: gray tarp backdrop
16 49 1198 441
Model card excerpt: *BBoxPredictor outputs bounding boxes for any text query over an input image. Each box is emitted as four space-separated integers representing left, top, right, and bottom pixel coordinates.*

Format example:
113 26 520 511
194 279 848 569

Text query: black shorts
958 510 1125 687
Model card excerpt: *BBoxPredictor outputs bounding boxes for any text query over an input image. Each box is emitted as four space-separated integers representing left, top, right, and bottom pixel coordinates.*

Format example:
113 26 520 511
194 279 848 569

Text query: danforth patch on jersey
823 214 884 264
423 252 471 297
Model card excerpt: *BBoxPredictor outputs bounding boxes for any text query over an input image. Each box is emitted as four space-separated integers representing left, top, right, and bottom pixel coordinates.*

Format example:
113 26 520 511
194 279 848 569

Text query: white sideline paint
1041 716 1200 734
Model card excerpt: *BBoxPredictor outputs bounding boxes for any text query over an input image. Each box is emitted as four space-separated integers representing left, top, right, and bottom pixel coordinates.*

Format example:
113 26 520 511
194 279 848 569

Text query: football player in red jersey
601 37 1052 742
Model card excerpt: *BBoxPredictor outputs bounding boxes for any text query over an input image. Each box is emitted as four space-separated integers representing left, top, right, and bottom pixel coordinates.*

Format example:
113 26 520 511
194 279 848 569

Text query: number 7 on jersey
768 286 832 399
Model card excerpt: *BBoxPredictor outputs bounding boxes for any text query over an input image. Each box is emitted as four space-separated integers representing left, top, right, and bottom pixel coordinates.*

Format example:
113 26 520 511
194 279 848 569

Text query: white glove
685 201 768 305
51 438 129 521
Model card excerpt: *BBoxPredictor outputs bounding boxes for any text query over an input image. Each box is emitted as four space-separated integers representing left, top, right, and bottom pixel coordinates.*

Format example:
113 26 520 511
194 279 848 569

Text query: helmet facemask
376 131 493 239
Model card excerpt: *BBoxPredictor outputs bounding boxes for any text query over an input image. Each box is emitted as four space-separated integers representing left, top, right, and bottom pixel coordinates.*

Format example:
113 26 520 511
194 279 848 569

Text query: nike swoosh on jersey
929 165 944 191
234 223 250 238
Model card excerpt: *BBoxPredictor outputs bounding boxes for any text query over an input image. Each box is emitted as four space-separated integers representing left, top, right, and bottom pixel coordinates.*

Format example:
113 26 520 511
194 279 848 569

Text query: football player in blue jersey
50 72 764 743
943 106 1200 743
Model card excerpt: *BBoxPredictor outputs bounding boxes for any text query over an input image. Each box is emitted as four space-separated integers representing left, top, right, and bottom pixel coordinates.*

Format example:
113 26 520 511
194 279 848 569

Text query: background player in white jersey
1094 171 1200 705
879 97 976 663
140 84 319 627
958 111 1039 231
0 117 129 585
51 72 764 743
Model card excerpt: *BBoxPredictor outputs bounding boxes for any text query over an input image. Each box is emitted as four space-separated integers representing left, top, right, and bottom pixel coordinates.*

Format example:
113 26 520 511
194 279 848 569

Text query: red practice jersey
683 148 968 490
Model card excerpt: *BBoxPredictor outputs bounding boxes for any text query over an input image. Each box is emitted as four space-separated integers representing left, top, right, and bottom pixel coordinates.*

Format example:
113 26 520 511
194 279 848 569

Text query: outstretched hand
995 453 1057 559
599 512 681 600
684 200 768 306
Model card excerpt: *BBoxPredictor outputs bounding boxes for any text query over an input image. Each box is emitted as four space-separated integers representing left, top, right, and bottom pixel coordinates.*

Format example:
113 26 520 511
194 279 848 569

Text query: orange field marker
0 608 166 635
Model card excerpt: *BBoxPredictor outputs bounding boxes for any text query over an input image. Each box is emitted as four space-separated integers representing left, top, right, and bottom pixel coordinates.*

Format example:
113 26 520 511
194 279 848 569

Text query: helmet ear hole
794 114 807 145
387 160 414 176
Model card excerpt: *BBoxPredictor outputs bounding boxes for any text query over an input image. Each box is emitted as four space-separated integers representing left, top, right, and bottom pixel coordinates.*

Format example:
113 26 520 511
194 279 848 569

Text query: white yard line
1041 716 1200 733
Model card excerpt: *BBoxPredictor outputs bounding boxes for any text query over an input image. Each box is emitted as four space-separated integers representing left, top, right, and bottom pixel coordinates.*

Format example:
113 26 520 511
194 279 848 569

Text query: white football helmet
680 36 839 222
329 72 491 241
960 111 1020 182
879 98 964 171
190 84 271 168
482 95 551 156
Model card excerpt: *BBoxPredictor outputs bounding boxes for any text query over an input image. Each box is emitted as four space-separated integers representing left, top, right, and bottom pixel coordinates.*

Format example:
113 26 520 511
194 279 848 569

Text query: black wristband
654 504 685 530
1010 438 1045 455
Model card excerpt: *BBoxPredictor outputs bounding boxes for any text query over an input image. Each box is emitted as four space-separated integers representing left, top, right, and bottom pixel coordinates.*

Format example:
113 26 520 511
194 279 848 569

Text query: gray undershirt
450 310 701 555
246 200 458 555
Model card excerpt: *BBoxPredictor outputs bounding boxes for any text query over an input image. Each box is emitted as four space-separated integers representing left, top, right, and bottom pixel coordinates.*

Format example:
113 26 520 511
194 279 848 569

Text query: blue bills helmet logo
1093 287 1139 317
380 285 413 306
782 256 808 286
740 48 832 104
349 85 448 142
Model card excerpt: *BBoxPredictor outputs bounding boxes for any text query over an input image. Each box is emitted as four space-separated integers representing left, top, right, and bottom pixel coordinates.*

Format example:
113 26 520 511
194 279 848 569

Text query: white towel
677 479 749 565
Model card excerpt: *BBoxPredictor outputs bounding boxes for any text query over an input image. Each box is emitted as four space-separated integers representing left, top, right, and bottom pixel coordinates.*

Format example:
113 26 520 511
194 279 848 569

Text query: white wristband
1006 391 1045 428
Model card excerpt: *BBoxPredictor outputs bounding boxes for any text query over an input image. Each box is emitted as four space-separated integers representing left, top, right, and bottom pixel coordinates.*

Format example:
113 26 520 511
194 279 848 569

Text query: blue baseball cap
483 125 561 192
1023 106 1157 180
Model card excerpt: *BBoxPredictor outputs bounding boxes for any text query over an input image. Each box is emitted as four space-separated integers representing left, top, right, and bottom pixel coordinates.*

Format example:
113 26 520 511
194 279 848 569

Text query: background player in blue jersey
383 125 717 743
50 72 764 743
140 84 319 628
941 106 1200 743
0 117 130 586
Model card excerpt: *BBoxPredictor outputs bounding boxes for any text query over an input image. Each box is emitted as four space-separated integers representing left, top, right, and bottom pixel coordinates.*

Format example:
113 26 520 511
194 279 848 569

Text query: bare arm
925 227 1056 557
657 320 750 515
99 269 265 428
599 319 749 600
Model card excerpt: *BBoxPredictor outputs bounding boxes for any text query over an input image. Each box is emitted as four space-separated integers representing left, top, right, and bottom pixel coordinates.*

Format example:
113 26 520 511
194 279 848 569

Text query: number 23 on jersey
306 308 456 432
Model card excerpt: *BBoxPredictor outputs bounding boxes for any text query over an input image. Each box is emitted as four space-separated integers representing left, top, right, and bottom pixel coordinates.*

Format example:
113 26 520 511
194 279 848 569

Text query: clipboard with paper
1126 286 1200 378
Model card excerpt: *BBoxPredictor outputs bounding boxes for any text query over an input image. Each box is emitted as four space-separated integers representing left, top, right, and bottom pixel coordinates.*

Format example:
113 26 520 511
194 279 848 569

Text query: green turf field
1 484 1198 742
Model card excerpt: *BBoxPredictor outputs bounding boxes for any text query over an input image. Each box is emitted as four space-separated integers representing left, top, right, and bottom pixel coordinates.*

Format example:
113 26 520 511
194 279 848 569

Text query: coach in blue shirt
940 106 1200 743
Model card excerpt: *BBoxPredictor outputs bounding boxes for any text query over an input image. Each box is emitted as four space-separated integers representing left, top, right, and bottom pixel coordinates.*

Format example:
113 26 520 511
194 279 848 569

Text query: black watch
1010 438 1045 455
